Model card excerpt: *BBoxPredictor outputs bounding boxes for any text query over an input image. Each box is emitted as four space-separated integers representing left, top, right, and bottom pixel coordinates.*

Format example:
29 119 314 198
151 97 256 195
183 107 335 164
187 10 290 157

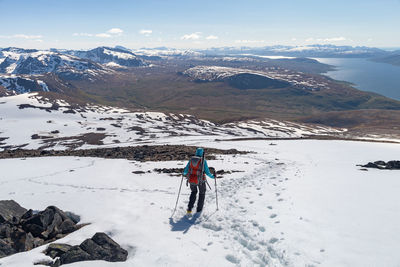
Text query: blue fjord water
314 58 400 100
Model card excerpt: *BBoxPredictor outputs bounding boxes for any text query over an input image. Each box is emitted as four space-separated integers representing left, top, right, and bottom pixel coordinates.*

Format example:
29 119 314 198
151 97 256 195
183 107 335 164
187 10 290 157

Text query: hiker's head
195 147 204 157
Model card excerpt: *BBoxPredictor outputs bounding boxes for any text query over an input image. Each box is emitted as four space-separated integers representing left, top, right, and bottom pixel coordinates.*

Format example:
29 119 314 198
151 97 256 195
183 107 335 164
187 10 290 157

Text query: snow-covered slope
0 93 345 151
1 92 400 267
0 140 399 266
0 75 48 94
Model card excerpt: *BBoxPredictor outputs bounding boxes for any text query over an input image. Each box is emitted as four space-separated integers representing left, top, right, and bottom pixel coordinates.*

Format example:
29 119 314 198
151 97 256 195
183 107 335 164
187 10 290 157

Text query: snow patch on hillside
184 66 331 90
0 93 345 150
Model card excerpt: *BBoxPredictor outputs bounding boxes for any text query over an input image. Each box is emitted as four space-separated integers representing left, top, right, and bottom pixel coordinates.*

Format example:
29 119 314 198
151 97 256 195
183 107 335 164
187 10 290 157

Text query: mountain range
1 44 400 137
199 44 392 58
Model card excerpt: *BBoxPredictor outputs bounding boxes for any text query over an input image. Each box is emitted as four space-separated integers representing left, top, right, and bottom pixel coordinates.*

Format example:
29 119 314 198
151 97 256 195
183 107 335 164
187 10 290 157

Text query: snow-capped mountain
133 47 204 58
63 46 147 68
0 47 126 94
201 44 388 58
0 47 108 77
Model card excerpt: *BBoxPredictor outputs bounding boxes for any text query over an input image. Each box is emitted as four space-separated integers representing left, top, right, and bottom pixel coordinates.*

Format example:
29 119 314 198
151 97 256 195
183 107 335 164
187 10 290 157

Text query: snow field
1 140 400 266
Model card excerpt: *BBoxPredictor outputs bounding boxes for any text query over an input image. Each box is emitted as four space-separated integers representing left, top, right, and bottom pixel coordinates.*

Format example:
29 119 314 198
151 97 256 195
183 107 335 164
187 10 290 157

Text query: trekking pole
214 175 219 211
171 174 184 218
205 180 212 190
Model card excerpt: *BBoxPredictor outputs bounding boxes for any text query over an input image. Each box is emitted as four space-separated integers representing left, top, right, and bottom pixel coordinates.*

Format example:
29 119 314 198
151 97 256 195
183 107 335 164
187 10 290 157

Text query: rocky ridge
0 201 81 258
0 145 245 161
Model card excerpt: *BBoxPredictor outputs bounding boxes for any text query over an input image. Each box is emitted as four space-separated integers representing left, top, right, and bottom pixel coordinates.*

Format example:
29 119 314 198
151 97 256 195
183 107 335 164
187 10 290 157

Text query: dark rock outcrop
360 160 400 170
0 145 246 162
0 201 81 259
43 232 128 266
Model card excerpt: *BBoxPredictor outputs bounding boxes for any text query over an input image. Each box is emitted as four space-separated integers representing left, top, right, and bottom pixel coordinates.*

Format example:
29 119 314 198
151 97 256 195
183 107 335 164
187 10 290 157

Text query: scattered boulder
62 109 76 114
64 211 80 224
215 169 244 177
387 161 400 169
153 168 183 175
11 229 35 252
132 171 146 174
43 232 128 266
360 160 400 170
0 202 82 259
60 246 92 264
44 243 72 259
0 200 27 223
0 239 16 258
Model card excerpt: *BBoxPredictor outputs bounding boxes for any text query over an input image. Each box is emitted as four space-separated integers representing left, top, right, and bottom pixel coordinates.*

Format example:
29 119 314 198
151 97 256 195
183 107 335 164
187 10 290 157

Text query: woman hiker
182 148 215 214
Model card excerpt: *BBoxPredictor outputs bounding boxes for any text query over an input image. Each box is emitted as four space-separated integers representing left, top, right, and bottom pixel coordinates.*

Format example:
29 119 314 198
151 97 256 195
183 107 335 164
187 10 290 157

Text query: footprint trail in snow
170 155 293 266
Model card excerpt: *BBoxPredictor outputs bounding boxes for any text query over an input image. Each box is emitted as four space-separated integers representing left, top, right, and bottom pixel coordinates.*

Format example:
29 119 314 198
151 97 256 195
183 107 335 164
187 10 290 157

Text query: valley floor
0 140 399 266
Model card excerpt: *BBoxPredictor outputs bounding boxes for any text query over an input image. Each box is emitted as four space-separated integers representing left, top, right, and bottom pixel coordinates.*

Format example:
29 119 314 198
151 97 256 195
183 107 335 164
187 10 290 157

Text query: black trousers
188 182 206 212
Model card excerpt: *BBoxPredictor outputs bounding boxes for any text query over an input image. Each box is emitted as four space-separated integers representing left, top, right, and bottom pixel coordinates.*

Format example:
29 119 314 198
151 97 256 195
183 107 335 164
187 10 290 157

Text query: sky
0 0 399 50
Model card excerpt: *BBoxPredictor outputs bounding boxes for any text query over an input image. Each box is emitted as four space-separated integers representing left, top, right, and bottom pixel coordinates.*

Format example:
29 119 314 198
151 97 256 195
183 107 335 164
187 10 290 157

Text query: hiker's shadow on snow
169 214 201 234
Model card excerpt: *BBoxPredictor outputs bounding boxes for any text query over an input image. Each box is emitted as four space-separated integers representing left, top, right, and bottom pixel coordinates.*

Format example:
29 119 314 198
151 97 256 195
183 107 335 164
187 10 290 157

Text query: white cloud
306 36 346 43
0 34 43 39
0 34 43 43
139 29 152 36
181 32 201 40
73 33 93 37
107 28 123 34
95 33 112 38
73 28 123 38
13 34 43 39
324 36 346 42
235 39 266 44
206 35 218 40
